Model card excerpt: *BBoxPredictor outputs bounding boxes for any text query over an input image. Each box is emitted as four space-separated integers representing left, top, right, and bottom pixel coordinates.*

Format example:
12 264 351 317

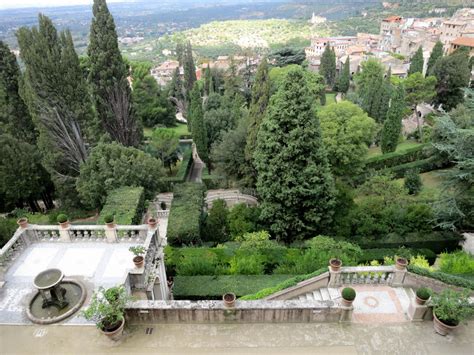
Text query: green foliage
255 66 336 242
228 204 261 239
229 254 266 275
355 59 386 122
426 41 443 76
97 186 145 225
56 214 68 223
318 101 376 176
432 289 473 325
77 142 163 208
408 265 474 290
270 47 306 67
183 41 197 95
202 199 230 244
103 214 114 223
404 169 422 195
408 46 424 75
439 251 474 275
149 128 180 172
359 248 436 264
364 143 428 170
130 61 152 81
404 73 437 107
416 287 431 300
410 254 433 271
173 274 295 300
381 85 406 153
341 287 356 301
128 245 146 257
167 183 205 246
338 56 351 94
0 217 17 248
189 83 209 165
320 44 336 87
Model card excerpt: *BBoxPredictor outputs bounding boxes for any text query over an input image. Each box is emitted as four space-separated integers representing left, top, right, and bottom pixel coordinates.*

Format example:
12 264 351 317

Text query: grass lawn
314 92 337 108
144 123 190 138
394 168 451 201
367 140 421 158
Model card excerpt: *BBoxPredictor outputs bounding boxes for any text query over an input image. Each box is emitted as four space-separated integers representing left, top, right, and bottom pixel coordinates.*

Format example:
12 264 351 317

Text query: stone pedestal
58 228 71 242
339 304 353 322
392 269 407 286
328 269 341 287
407 299 432 321
105 226 118 243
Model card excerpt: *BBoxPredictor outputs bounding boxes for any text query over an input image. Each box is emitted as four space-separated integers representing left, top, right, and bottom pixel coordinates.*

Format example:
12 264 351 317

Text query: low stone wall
404 272 468 293
126 300 341 324
265 272 330 301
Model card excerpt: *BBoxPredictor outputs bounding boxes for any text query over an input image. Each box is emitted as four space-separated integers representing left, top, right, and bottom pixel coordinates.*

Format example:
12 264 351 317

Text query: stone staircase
292 287 341 303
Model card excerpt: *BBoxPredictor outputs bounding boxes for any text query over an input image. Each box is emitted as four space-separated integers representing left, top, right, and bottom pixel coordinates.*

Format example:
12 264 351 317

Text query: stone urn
329 258 342 272
17 217 28 229
147 218 158 229
223 292 236 308
395 257 408 270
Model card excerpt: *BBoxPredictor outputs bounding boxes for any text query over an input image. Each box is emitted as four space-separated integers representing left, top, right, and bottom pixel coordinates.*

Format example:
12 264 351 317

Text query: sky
0 0 127 10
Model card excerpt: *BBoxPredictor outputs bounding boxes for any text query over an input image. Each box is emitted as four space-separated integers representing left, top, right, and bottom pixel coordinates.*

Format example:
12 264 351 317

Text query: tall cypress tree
372 67 392 123
189 82 208 166
381 85 406 154
183 41 197 95
88 0 141 147
0 41 36 141
356 59 385 120
254 66 336 242
176 42 185 66
320 43 336 87
408 46 424 75
426 41 443 76
338 56 350 94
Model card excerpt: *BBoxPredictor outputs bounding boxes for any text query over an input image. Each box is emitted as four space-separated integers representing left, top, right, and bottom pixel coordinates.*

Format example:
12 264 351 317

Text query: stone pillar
58 228 71 242
328 268 341 287
105 226 117 243
407 299 432 321
392 269 407 286
339 304 353 322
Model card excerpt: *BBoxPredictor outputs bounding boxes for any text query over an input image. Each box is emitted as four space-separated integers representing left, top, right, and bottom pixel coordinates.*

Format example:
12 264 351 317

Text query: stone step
327 288 340 300
305 293 314 301
312 290 322 301
320 288 330 301
298 295 306 302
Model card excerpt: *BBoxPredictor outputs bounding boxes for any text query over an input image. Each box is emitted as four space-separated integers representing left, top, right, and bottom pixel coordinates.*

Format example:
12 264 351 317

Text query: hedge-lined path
187 143 204 183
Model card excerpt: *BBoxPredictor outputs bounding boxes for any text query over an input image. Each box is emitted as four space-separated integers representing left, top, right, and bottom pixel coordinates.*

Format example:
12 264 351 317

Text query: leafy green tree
269 47 306 67
381 85 406 153
318 101 376 176
408 46 424 75
338 56 351 94
320 43 336 87
204 107 237 151
404 169 422 195
130 61 152 81
254 66 336 242
77 142 164 208
0 41 35 141
371 68 392 123
133 75 175 127
355 59 385 121
202 199 230 244
183 41 197 95
88 0 141 147
149 128 180 173
427 41 443 76
433 48 471 111
189 83 209 166
228 203 261 238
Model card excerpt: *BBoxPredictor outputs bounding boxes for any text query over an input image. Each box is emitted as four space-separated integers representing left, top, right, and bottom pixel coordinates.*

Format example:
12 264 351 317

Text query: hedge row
365 143 429 171
408 265 474 290
201 168 225 190
163 147 193 188
173 275 295 300
356 231 463 253
240 268 328 300
359 248 437 264
98 186 145 225
385 157 448 179
167 183 205 245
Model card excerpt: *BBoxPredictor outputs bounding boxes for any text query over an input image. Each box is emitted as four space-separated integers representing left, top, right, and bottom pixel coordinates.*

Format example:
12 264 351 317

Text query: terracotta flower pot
133 256 144 268
415 296 430 305
433 312 459 336
17 217 28 229
395 257 408 270
341 298 354 307
101 318 125 341
147 218 158 229
59 221 70 229
329 258 342 272
223 292 236 308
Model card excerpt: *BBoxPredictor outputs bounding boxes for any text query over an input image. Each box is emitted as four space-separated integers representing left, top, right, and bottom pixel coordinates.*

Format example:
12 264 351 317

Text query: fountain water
26 268 86 325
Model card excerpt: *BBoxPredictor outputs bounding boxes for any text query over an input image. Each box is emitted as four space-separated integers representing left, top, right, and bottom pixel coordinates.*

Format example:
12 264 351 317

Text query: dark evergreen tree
404 169 422 195
176 42 185 66
372 67 392 123
320 43 336 87
183 41 197 95
426 41 443 76
356 59 385 120
168 66 186 114
254 66 336 242
381 85 406 153
0 41 36 141
203 64 212 96
338 56 351 94
189 82 209 166
408 46 424 75
202 199 230 244
88 0 141 147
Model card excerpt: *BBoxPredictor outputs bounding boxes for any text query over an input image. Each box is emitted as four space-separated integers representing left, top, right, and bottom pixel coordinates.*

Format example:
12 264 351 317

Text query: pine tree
88 0 141 147
381 85 406 154
254 66 336 242
320 43 336 87
338 56 350 94
426 41 443 76
0 41 36 141
183 41 197 95
408 46 424 75
189 82 208 165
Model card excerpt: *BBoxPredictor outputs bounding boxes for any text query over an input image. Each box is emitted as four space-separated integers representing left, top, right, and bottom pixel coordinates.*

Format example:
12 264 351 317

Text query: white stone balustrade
329 265 406 287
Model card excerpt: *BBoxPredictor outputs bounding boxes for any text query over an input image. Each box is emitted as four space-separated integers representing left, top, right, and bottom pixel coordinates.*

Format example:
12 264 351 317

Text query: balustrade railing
116 226 148 242
0 229 28 267
69 226 106 242
329 265 405 287
32 226 61 242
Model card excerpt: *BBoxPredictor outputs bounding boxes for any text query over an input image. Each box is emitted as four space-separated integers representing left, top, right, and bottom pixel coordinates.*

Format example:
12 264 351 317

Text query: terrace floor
0 242 138 324
1 321 472 354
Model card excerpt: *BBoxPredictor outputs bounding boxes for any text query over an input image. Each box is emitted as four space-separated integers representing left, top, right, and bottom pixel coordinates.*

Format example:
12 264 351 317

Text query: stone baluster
105 224 118 243
58 226 71 242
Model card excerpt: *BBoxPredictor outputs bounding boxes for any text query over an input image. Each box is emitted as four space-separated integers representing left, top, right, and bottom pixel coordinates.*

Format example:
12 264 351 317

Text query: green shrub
175 147 193 181
386 157 446 179
228 203 261 238
408 265 474 290
432 289 473 326
365 143 428 171
202 199 230 244
439 251 474 275
98 187 145 225
229 254 266 275
0 217 17 248
416 287 431 300
104 214 114 224
173 275 295 299
359 248 436 264
175 252 220 276
56 214 68 223
404 169 422 195
167 183 205 245
341 287 356 301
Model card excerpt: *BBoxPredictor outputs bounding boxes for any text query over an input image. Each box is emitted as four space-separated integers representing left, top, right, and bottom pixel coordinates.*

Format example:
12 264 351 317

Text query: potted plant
395 247 410 270
341 287 356 307
329 258 342 272
17 217 28 229
129 245 146 268
56 214 69 229
431 289 473 336
415 287 431 305
82 286 130 341
147 217 158 229
104 214 115 228
223 292 236 308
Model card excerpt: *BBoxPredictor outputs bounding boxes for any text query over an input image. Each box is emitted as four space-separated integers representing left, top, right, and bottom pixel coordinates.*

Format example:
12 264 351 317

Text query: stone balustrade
329 265 406 287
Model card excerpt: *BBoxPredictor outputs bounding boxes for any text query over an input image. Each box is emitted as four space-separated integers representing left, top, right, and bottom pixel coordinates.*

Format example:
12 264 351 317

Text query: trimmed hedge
359 248 437 264
98 186 145 225
356 231 463 254
386 157 448 179
240 268 328 300
408 265 474 290
365 143 429 171
163 147 193 188
173 275 295 300
167 183 205 245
